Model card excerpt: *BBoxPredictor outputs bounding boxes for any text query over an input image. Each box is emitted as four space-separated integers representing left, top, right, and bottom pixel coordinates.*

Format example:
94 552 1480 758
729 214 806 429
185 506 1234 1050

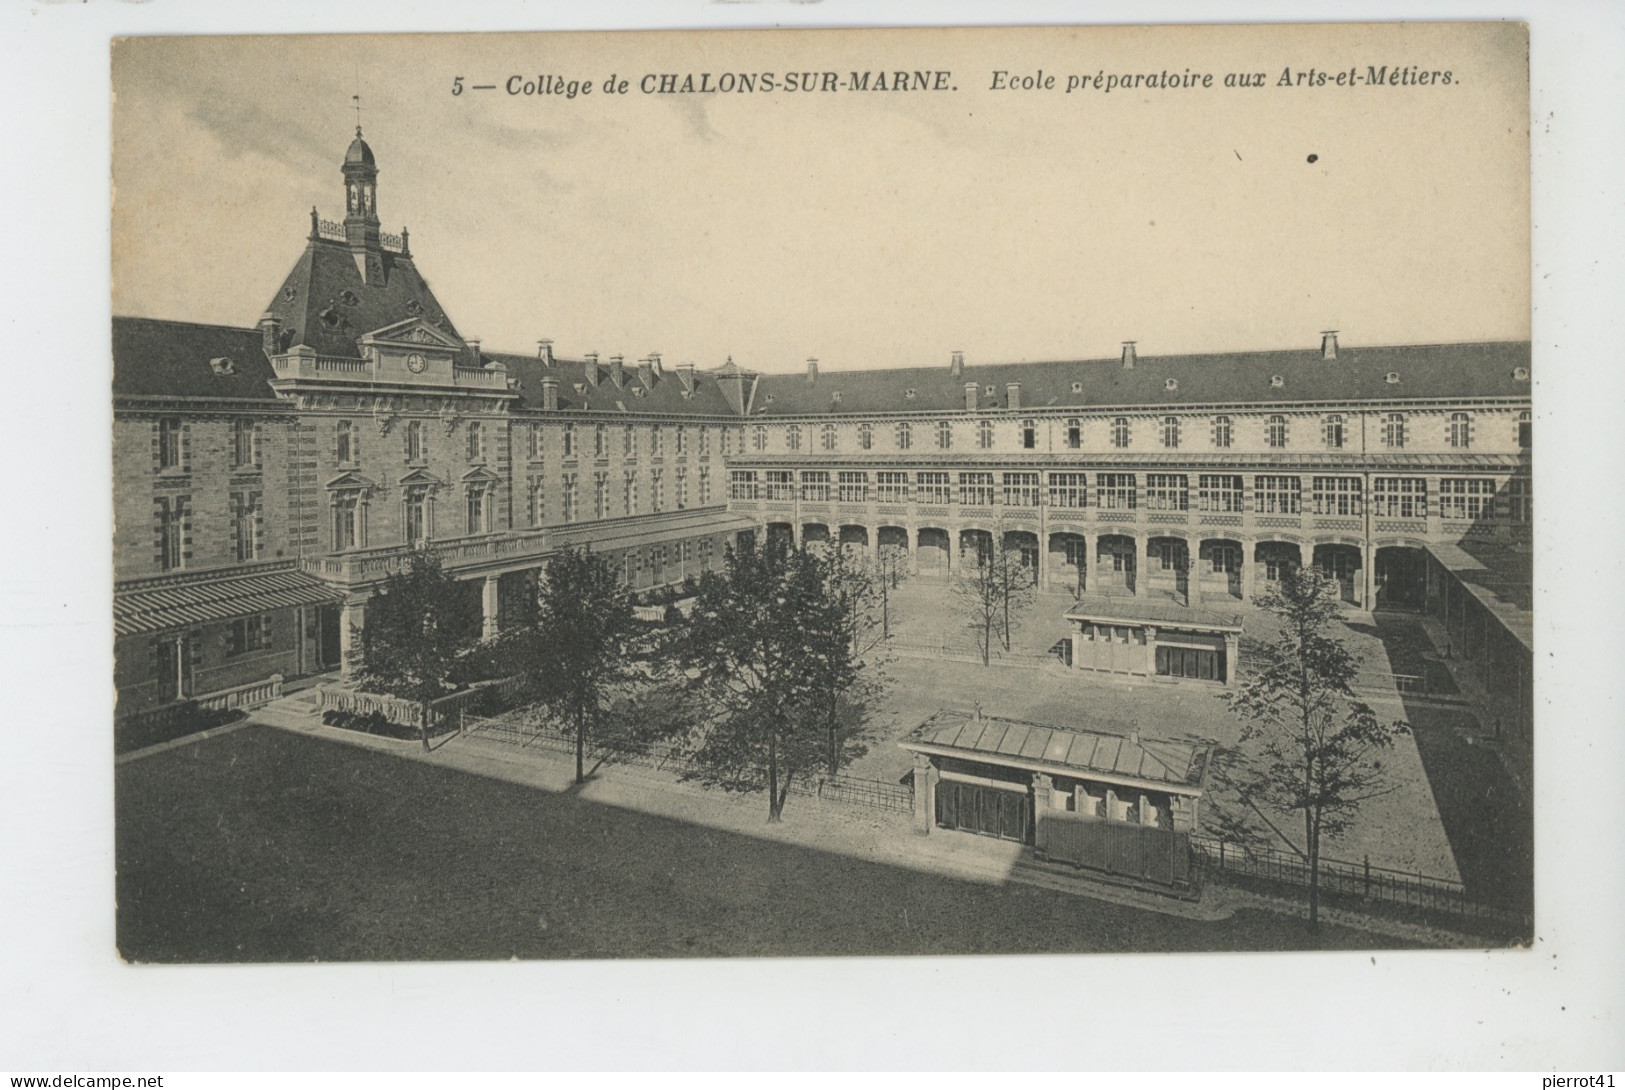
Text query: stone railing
319 675 522 731
116 674 285 730
301 530 552 585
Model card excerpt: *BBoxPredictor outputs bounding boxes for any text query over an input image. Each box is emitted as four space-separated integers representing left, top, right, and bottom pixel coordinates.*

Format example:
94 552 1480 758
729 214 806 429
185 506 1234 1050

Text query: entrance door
936 780 1030 843
317 605 342 670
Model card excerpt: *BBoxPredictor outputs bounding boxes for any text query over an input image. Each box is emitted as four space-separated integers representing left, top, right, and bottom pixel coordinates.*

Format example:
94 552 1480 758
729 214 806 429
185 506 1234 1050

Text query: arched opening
916 527 950 576
1003 529 1040 585
838 524 869 558
1375 545 1427 611
1198 538 1244 600
1096 534 1137 594
765 522 795 551
1313 543 1363 605
1048 531 1088 594
1254 541 1302 593
1145 536 1190 596
959 528 993 569
801 522 831 545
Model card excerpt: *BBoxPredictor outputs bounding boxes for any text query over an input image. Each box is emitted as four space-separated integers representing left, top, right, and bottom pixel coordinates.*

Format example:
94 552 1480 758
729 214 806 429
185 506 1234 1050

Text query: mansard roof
112 317 281 402
747 340 1533 417
490 352 744 418
260 237 465 360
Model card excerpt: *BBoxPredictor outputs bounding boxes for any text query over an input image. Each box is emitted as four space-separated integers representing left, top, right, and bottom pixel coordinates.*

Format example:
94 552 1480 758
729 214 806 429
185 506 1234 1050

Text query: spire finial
352 93 362 135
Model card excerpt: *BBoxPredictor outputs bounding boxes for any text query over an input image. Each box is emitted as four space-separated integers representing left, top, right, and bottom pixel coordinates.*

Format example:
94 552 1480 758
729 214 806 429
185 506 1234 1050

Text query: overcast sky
111 24 1528 373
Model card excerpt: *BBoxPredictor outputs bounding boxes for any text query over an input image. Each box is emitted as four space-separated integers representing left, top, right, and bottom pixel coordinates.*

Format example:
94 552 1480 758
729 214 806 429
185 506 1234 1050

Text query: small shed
1063 595 1243 687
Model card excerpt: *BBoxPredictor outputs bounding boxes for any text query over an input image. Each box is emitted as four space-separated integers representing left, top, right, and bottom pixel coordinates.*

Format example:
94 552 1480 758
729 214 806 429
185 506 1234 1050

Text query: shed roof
1064 594 1245 632
1426 539 1533 652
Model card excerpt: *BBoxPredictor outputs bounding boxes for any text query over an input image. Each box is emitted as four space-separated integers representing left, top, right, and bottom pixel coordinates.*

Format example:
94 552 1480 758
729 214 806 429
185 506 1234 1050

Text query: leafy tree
515 546 641 785
873 541 910 641
951 522 1036 664
355 547 479 750
1226 565 1409 931
809 544 891 776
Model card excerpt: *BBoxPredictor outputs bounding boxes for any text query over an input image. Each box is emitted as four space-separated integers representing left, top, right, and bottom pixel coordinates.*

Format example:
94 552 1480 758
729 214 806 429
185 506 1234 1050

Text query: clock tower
343 126 384 284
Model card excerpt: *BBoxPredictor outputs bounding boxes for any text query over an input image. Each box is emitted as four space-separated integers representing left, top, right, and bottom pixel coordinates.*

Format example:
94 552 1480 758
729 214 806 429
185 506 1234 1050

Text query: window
1160 416 1181 449
157 495 189 571
1373 477 1427 518
560 474 578 523
1439 478 1494 520
959 472 995 506
1003 472 1040 507
226 615 271 657
895 421 913 450
650 469 663 513
858 423 874 451
1145 474 1189 511
1208 543 1241 574
1448 412 1472 449
405 420 425 463
1254 475 1301 515
1265 414 1289 449
876 471 910 503
1065 418 1081 449
699 538 715 570
595 472 611 518
1197 474 1243 514
719 427 732 456
624 472 639 515
404 487 429 543
336 419 355 465
915 472 951 504
232 419 260 470
1507 478 1531 522
937 420 953 450
527 476 545 526
1211 415 1232 449
752 425 768 452
650 546 666 584
1021 420 1037 449
698 466 712 505
764 470 792 501
594 423 607 458
838 471 868 503
624 425 636 458
563 423 576 458
800 470 831 502
332 494 360 551
157 417 184 471
528 423 544 462
977 419 995 449
1150 539 1187 571
1383 413 1406 449
1322 414 1345 450
1312 477 1362 516
1097 473 1136 510
699 427 709 456
785 425 802 452
822 423 838 452
729 470 758 501
675 425 687 455
230 490 261 561
466 486 488 533
1111 417 1131 448
1048 472 1087 509
1262 548 1295 581
466 421 484 463
673 469 687 511
1517 410 1531 450
651 426 664 457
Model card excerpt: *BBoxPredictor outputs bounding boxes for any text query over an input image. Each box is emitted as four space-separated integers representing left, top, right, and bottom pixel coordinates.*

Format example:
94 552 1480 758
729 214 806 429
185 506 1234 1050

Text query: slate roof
489 352 743 418
749 341 1532 417
902 710 1212 792
112 317 283 402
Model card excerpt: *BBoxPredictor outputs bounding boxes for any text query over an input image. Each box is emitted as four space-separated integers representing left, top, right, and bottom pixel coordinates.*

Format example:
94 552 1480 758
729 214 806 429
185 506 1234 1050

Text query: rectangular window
529 423 544 462
1312 476 1362 516
1021 420 1037 449
1253 475 1302 515
1096 473 1136 510
231 419 259 470
226 615 271 657
800 471 831 502
1373 477 1428 518
915 471 951 505
719 427 731 456
623 473 638 516
1002 472 1040 508
405 488 428 542
562 476 577 523
676 469 689 510
623 425 637 458
158 417 184 472
1048 471 1087 509
837 471 868 503
698 467 711 506
230 490 261 562
764 470 792 502
528 476 545 526
650 470 663 513
651 427 664 457
466 487 487 533
1439 477 1495 520
876 471 909 503
1507 478 1531 522
675 425 687 455
158 495 189 571
1197 474 1243 514
332 496 358 551
958 472 995 507
1065 419 1081 449
1145 474 1189 512
596 473 611 519
729 470 758 501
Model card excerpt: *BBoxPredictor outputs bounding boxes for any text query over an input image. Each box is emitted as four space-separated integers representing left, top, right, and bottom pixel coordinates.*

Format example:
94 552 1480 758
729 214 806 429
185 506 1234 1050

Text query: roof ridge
113 315 258 335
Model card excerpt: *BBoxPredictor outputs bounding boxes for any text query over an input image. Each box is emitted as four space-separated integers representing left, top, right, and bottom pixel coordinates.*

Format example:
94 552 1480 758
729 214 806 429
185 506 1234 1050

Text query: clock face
406 353 427 374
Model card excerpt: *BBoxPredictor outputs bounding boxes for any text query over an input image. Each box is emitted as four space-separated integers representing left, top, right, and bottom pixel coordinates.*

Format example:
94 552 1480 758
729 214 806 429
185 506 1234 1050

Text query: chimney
466 338 481 366
806 357 819 384
609 354 625 388
1122 341 1137 369
540 375 559 411
638 358 656 390
1006 382 1022 410
583 351 600 386
675 362 696 393
258 313 281 357
1321 330 1339 360
964 382 978 411
950 350 964 377
537 339 555 366
648 352 663 376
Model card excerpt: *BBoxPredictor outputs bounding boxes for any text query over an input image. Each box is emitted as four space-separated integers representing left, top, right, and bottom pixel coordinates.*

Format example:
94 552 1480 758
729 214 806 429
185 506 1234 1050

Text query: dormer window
985 385 996 396
1385 372 1401 385
1270 375 1284 388
340 290 360 306
905 388 918 400
1513 366 1530 381
209 357 235 375
1070 381 1083 394
1164 378 1178 392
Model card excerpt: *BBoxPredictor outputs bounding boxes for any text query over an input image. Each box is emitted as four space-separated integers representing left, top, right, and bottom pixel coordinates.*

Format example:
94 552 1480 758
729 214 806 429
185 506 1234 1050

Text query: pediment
398 468 444 489
460 466 501 486
325 470 378 492
361 317 465 350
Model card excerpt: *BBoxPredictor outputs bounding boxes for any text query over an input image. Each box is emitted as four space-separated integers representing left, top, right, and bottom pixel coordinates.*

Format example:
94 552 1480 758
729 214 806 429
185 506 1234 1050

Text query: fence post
1364 854 1371 900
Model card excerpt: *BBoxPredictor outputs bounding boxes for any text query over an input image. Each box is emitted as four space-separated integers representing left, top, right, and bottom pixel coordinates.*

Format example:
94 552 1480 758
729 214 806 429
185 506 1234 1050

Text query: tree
950 523 1036 664
873 541 910 641
666 538 866 821
810 544 891 776
355 547 479 750
516 546 641 785
1225 565 1409 931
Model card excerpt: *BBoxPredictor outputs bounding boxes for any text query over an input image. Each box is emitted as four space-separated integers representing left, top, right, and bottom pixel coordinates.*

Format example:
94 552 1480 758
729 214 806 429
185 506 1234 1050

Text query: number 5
452 76 464 96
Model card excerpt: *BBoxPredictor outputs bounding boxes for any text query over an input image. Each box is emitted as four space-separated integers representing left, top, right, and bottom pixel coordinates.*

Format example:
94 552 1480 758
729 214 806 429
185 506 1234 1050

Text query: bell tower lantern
342 126 384 281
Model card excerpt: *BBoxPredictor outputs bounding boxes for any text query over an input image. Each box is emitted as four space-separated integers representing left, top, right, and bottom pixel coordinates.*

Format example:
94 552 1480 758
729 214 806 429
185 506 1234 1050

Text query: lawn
115 727 1413 962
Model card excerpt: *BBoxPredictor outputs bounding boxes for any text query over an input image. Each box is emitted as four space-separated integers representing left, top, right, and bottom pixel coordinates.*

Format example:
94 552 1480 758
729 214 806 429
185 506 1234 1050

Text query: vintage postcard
110 22 1531 963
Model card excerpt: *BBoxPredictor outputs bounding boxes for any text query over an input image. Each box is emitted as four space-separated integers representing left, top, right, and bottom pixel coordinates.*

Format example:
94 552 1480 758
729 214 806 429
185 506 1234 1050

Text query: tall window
1003 472 1040 508
1312 477 1362 516
1160 416 1181 449
699 426 709 455
594 423 607 458
336 419 355 464
650 469 664 513
838 471 868 503
230 490 261 561
623 424 636 458
1373 477 1427 518
698 467 711 505
1383 413 1406 449
1265 414 1289 449
1439 478 1494 520
226 615 271 657
977 419 994 449
1021 419 1037 449
1048 472 1087 509
1145 474 1189 511
404 487 428 543
563 423 575 458
674 468 688 510
1197 475 1243 513
936 420 953 450
595 473 610 519
1517 410 1531 450
1507 478 1531 522
675 425 687 455
405 420 425 463
562 474 578 522
527 476 545 526
858 423 874 450
466 486 488 533
466 421 484 463
527 423 543 462
752 425 767 452
915 472 950 505
1096 473 1136 510
876 472 909 503
728 470 757 501
822 423 838 452
1207 544 1241 575
1322 414 1345 450
1254 475 1301 514
1150 539 1188 571
158 417 184 471
332 494 359 551
958 472 995 506
157 495 188 571
1065 418 1081 449
1448 412 1472 449
624 472 640 515
651 426 664 457
800 470 831 502
718 426 730 456
785 425 801 452
1111 417 1131 449
232 419 259 470
896 421 912 450
764 470 792 501
1211 415 1233 449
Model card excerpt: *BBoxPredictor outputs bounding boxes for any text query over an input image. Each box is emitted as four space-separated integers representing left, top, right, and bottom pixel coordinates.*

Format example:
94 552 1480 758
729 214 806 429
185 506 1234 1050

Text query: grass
116 727 1419 962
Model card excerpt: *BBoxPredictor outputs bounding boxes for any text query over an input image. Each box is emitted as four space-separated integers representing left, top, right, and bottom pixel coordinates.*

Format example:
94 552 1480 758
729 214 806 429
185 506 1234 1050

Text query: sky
111 24 1529 373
